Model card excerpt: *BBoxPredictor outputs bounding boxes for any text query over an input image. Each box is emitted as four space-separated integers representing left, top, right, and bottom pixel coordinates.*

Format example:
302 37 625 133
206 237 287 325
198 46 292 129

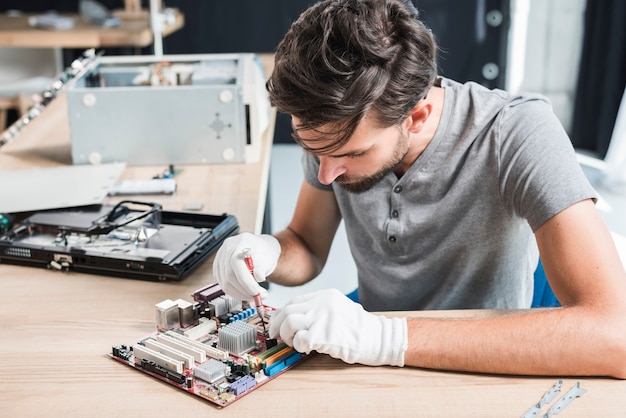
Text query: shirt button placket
389 184 402 244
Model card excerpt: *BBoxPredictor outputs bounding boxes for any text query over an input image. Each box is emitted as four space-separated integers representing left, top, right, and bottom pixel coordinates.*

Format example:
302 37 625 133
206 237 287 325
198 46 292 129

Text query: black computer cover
0 201 238 281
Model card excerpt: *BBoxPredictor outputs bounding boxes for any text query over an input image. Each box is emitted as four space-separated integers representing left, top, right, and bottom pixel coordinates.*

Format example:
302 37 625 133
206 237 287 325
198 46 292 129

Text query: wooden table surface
0 267 624 417
0 10 184 48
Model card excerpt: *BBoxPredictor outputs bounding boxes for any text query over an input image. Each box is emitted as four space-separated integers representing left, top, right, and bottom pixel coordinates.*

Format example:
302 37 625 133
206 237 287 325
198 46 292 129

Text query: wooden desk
0 10 184 48
0 276 624 418
1 55 625 417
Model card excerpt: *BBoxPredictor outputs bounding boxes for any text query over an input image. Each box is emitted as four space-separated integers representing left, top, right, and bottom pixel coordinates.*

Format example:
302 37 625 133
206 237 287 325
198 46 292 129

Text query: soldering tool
242 248 267 333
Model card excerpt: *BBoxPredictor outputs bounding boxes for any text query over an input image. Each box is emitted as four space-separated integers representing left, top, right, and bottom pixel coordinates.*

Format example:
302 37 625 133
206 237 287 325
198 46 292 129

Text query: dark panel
162 0 313 54
417 0 509 89
570 0 626 159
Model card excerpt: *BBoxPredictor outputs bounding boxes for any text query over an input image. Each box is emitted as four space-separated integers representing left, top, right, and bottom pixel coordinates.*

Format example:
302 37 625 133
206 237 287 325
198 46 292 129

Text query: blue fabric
530 259 561 308
345 260 561 308
346 288 359 303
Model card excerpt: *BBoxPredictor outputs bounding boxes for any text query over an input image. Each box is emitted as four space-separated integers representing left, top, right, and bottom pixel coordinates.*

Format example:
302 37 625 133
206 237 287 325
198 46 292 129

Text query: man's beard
336 131 409 194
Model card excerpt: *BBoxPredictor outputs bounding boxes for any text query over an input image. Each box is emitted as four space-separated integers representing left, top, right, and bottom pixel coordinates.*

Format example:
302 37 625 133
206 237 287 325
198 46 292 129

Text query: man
214 0 626 377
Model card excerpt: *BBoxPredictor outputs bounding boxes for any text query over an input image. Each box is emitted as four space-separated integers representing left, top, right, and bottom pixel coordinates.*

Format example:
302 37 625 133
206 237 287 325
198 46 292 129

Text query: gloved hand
212 233 281 301
269 288 407 366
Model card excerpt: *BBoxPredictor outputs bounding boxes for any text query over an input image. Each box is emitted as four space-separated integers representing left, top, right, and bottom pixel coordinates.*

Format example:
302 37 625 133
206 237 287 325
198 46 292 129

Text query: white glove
212 233 281 301
269 288 407 366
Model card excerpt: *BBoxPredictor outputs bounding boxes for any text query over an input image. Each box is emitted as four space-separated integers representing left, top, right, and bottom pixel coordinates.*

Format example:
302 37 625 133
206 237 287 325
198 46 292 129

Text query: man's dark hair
267 0 438 153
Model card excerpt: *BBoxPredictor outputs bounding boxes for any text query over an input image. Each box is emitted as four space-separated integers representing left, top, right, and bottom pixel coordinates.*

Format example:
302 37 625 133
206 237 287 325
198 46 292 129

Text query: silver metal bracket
543 382 586 417
521 380 586 418
521 380 563 418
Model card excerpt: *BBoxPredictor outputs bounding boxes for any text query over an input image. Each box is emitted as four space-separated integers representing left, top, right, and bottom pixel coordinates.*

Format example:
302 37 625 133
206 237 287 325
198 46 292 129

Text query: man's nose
317 156 347 185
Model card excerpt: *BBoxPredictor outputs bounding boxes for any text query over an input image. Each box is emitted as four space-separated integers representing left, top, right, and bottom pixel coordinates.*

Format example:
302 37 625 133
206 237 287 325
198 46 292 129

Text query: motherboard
110 283 306 407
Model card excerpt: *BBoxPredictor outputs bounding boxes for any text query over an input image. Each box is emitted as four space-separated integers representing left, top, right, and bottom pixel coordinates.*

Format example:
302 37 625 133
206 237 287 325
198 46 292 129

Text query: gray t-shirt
302 78 597 311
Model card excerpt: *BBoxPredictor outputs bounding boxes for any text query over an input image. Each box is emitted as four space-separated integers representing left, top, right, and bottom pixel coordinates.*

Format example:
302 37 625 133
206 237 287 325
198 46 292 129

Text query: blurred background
2 0 624 155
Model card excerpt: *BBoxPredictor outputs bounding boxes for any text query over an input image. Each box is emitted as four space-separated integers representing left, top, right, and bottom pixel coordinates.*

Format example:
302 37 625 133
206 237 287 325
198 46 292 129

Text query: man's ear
404 100 432 133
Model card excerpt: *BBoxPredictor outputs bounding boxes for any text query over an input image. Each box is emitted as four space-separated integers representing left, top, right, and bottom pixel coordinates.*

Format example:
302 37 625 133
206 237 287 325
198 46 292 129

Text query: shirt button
391 210 399 218
394 185 403 193
389 236 397 243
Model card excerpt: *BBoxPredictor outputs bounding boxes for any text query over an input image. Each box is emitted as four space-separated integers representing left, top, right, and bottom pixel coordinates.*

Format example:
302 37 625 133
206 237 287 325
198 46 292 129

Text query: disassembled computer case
0 200 239 281
67 53 270 165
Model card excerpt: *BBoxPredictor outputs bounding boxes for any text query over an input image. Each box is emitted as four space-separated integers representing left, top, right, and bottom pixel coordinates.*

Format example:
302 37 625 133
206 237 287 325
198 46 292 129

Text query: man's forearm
267 228 323 287
403 306 626 378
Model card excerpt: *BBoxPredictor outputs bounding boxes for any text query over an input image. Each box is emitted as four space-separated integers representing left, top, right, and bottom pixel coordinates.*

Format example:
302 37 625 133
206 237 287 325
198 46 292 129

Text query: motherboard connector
175 298 197 328
143 338 195 370
155 299 179 332
164 330 229 361
133 343 184 374
183 317 217 340
156 333 206 363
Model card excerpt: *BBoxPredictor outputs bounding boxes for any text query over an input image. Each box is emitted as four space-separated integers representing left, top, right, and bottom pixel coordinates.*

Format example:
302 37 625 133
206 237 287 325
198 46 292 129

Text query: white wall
506 0 587 134
507 0 626 264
